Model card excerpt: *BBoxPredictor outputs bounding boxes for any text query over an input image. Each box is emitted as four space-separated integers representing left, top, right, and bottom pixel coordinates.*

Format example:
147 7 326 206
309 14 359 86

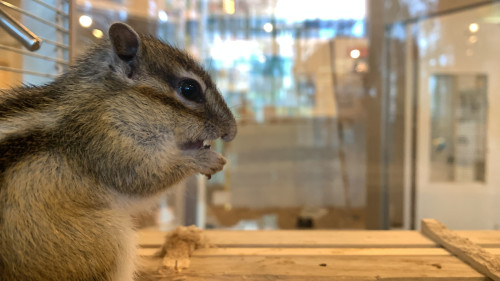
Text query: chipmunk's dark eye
177 79 204 103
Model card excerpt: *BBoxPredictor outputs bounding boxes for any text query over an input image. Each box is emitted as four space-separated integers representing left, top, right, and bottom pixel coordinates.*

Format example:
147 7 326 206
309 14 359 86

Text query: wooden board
138 229 500 248
137 229 500 280
140 255 488 280
455 231 500 247
138 247 500 257
138 230 438 248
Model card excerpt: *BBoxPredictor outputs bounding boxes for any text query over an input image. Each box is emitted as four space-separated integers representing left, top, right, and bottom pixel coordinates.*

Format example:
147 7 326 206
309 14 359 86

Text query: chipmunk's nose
221 121 237 142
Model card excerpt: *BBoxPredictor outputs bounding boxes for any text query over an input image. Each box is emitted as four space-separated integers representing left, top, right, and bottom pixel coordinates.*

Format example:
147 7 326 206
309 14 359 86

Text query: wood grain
139 254 488 280
138 228 500 280
139 247 500 257
138 230 437 248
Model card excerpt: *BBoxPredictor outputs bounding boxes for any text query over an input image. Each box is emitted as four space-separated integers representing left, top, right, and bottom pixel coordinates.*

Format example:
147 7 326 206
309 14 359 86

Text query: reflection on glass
430 74 487 182
49 0 369 230
203 2 368 229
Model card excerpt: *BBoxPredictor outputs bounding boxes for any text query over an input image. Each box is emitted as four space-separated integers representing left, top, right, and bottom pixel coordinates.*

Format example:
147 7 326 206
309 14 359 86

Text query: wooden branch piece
157 225 213 273
421 218 500 281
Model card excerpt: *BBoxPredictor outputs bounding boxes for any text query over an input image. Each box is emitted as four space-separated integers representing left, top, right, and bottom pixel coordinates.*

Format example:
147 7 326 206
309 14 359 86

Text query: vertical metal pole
68 0 76 63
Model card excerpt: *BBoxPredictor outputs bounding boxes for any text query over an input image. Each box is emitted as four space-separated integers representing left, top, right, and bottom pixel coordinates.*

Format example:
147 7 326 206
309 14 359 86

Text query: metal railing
0 0 70 83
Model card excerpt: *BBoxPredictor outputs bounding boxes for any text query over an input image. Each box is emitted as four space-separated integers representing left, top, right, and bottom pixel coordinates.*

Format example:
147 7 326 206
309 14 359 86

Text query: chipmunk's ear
108 22 140 62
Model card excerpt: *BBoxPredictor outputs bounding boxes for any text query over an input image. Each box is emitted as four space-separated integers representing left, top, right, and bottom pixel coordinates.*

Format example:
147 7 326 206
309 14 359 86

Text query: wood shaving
157 225 214 272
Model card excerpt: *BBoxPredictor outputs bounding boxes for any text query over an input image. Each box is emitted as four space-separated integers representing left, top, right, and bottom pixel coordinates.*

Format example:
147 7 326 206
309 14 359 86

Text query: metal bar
0 0 69 33
32 0 69 17
39 36 69 49
0 43 69 65
68 0 75 63
0 66 59 78
55 0 64 74
0 8 41 51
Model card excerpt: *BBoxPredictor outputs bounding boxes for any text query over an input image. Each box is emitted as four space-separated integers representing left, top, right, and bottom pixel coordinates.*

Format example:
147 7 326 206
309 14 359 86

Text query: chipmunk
0 22 236 281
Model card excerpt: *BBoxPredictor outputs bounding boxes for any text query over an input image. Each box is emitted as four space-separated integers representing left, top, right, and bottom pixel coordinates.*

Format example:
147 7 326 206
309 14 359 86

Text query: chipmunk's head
101 22 236 152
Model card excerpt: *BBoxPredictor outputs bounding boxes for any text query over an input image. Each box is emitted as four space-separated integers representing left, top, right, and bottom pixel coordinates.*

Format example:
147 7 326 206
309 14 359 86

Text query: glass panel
385 2 500 229
203 1 368 230
7 0 500 230
429 74 487 183
71 0 369 230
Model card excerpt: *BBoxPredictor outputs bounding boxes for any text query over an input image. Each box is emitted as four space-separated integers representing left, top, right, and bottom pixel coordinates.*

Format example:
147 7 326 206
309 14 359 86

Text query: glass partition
70 0 369 230
385 1 499 229
4 0 500 230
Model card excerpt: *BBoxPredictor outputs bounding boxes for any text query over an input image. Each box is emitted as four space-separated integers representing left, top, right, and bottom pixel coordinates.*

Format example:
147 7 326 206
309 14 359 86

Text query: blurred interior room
1 0 499 231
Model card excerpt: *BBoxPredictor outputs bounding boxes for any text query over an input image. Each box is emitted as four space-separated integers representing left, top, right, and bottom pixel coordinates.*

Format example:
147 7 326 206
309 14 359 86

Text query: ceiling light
79 15 92 28
350 49 361 59
92 29 103 38
158 10 168 22
263 23 273 33
469 23 479 33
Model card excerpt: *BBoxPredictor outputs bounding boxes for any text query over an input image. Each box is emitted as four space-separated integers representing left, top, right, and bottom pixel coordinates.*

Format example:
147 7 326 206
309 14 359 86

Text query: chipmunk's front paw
189 148 227 178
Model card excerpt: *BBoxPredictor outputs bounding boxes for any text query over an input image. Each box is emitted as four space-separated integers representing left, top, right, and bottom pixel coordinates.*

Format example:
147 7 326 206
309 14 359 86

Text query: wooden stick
421 218 500 281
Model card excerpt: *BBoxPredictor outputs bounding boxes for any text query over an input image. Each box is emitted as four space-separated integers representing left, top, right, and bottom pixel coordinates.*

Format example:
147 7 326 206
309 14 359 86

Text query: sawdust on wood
157 225 214 273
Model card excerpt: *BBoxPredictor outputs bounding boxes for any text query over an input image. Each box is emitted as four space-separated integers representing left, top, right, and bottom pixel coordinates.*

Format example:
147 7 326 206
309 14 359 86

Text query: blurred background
1 0 499 230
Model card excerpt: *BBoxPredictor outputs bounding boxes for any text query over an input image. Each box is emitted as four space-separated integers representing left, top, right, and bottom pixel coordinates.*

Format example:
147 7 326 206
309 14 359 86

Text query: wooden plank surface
138 230 437 248
139 247 500 257
422 219 500 281
137 229 500 280
455 231 500 247
140 255 489 281
138 229 500 248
